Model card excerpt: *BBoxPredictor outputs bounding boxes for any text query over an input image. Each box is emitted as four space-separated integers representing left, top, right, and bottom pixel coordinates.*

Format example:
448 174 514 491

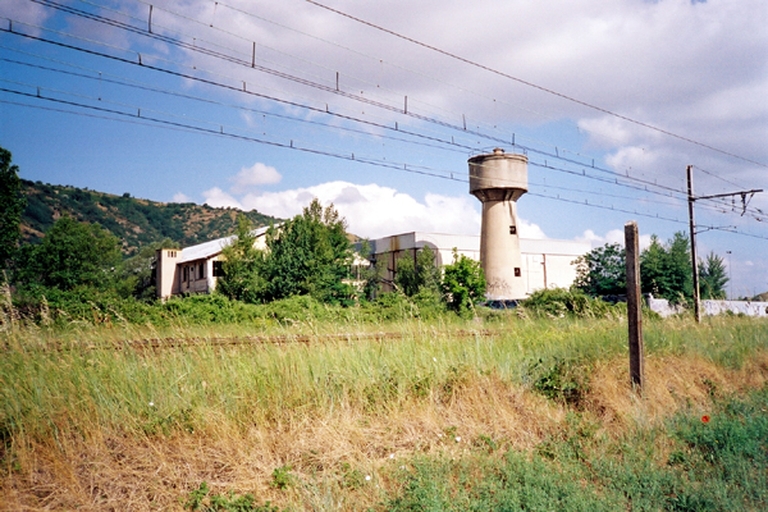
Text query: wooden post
625 221 644 391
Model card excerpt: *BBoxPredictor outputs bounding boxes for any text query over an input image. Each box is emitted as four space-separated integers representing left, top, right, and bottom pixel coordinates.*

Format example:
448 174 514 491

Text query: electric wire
1 28 693 205
2 3 765 241
6 90 767 242
304 0 768 169
2 10 724 206
2 5 713 199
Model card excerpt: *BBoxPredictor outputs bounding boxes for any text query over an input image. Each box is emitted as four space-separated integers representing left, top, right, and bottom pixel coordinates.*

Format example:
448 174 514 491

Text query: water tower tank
468 148 528 301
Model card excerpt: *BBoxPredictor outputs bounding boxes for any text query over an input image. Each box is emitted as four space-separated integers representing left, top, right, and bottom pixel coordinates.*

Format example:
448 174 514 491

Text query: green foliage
0 147 26 269
19 179 277 255
217 215 266 303
572 242 626 297
385 451 620 511
161 294 260 325
10 286 163 326
384 387 768 511
520 288 613 319
395 246 441 298
528 358 589 407
270 465 295 490
260 199 354 305
16 216 122 291
641 232 693 303
184 481 281 512
120 237 179 300
441 249 486 317
699 251 728 300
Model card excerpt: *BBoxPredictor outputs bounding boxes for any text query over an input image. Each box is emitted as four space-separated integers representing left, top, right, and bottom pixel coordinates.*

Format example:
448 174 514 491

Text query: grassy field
1 311 767 510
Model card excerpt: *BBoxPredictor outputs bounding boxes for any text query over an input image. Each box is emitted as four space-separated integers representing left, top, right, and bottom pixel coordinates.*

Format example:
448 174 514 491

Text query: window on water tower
509 225 517 235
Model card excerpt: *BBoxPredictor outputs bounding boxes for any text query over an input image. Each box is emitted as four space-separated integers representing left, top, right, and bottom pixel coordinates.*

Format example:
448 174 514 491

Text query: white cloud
576 228 652 251
205 177 549 241
0 0 52 35
237 181 482 239
229 162 282 193
203 187 242 209
172 192 192 203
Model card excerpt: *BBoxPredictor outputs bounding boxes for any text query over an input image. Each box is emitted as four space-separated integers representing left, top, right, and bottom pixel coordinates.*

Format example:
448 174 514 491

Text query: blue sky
1 0 767 298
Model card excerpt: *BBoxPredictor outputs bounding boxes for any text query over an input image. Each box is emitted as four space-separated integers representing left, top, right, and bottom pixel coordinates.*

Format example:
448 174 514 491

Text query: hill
20 180 279 255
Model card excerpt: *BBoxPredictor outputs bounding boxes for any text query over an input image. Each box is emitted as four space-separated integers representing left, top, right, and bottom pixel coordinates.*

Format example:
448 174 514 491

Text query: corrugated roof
177 225 271 264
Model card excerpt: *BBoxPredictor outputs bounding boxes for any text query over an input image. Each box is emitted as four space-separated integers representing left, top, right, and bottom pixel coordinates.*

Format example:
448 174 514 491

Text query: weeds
270 465 294 490
528 357 590 407
1 315 766 510
184 482 281 512
384 387 768 511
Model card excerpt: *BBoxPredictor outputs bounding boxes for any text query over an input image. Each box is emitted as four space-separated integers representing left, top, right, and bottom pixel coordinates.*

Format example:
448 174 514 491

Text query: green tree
261 199 354 305
0 147 26 271
640 232 692 303
699 251 728 299
572 242 626 297
18 216 122 291
217 215 265 303
441 249 486 316
395 246 441 297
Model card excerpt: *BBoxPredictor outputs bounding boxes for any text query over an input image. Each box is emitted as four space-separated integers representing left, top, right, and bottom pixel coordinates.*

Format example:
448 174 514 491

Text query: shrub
520 288 612 318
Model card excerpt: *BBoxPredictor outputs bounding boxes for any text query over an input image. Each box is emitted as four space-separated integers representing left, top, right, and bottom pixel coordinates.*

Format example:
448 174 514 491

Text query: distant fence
646 295 768 318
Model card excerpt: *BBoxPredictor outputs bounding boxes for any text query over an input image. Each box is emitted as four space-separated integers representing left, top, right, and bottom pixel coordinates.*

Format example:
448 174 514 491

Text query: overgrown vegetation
1 314 766 510
573 233 730 303
384 387 768 510
19 178 276 254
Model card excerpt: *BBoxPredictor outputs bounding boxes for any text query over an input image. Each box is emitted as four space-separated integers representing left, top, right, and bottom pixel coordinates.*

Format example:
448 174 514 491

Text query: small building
369 231 590 298
156 226 270 300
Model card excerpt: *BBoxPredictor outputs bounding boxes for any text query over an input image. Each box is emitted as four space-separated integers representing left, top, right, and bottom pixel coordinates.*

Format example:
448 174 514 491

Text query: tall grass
1 313 765 441
1 311 766 510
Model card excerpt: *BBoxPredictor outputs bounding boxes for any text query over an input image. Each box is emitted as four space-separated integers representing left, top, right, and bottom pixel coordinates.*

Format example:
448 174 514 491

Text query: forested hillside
20 179 278 254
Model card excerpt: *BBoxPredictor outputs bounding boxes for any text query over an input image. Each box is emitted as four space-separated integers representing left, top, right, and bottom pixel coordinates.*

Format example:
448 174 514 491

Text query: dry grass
3 347 768 511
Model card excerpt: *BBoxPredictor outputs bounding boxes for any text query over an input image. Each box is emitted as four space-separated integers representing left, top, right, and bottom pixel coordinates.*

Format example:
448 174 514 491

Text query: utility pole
686 165 762 323
687 166 700 322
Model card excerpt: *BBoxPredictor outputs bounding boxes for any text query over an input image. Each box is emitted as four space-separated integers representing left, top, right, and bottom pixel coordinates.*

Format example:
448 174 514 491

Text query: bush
520 288 613 319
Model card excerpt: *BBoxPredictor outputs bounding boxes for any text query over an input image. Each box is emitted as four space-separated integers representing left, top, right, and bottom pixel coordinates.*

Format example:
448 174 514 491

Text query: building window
514 267 521 277
199 262 205 279
213 261 225 277
509 225 517 235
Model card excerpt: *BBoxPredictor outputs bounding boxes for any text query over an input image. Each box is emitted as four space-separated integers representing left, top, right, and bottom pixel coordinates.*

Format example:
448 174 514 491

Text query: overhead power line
2 18 693 203
304 0 767 169
6 89 767 243
2 2 765 241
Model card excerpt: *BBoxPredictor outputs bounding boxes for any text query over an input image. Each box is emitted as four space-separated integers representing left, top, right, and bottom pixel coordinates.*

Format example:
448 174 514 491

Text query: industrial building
368 231 590 299
155 226 270 301
157 148 589 302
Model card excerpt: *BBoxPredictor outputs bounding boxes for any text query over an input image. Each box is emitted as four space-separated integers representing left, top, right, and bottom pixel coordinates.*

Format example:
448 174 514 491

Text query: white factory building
368 231 590 299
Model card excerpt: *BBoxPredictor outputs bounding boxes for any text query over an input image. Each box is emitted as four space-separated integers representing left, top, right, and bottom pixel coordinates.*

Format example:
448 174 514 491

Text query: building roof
177 225 271 264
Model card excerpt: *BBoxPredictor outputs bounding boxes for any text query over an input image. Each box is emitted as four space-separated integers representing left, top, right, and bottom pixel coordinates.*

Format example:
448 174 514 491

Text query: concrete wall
646 297 768 318
156 248 180 300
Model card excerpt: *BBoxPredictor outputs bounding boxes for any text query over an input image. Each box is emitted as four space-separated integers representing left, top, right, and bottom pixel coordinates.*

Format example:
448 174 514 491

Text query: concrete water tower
469 148 528 301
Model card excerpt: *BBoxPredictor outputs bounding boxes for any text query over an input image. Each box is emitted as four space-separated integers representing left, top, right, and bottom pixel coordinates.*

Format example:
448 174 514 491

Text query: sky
1 0 767 298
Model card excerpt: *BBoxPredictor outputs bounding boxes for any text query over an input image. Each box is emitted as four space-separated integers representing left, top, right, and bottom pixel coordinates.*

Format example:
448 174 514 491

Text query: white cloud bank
203 178 548 241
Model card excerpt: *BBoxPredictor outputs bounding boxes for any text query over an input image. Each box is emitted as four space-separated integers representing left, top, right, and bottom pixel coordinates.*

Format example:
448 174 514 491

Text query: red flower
701 415 710 423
